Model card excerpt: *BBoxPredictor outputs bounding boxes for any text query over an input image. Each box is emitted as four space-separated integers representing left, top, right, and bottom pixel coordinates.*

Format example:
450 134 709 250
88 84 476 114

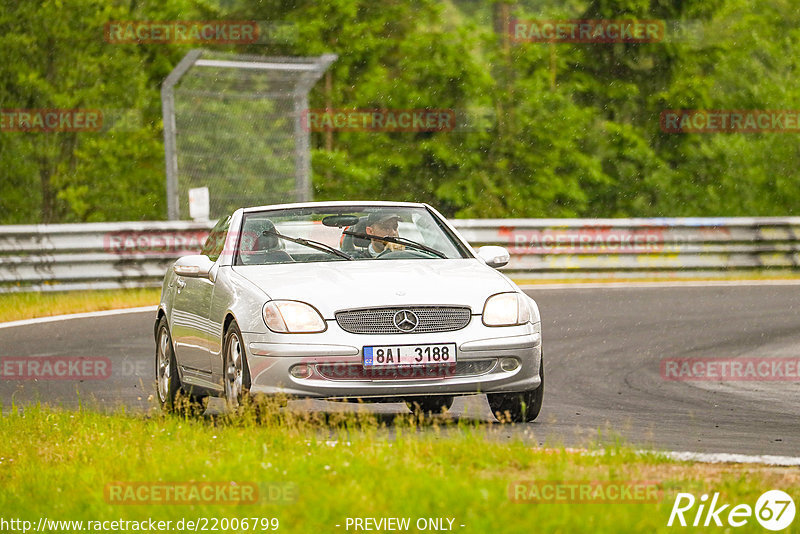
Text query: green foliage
0 0 200 222
1 0 799 222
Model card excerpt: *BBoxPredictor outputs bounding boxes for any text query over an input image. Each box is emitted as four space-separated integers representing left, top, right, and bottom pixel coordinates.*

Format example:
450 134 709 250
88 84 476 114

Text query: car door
171 216 230 383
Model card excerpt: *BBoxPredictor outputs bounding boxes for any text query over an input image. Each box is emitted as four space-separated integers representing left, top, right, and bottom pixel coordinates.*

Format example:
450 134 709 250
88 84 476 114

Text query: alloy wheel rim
157 327 171 403
225 333 243 405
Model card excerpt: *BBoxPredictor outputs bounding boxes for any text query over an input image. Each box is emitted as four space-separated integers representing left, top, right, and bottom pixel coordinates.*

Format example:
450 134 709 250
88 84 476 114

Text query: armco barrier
0 217 798 292
0 221 211 293
453 217 800 278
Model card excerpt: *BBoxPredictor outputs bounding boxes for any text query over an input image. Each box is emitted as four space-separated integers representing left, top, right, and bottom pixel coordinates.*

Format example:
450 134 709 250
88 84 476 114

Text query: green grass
0 288 161 322
0 403 796 533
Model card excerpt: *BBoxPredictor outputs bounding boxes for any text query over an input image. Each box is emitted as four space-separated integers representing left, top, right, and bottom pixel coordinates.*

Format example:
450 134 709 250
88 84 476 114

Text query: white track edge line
552 447 800 466
651 450 800 466
519 279 800 290
0 306 157 329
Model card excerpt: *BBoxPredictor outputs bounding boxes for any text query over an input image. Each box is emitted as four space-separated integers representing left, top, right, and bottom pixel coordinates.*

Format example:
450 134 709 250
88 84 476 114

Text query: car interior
339 217 370 254
238 218 294 265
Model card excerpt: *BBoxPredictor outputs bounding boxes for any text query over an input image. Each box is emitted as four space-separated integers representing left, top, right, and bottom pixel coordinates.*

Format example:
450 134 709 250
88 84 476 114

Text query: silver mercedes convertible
154 201 543 421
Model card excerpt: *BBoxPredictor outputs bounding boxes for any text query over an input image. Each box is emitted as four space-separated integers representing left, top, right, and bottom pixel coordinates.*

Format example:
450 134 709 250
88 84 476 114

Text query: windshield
234 206 469 265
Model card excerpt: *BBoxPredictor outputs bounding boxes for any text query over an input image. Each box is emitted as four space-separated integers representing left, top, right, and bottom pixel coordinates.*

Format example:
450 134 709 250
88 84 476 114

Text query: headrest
243 218 280 251
355 219 372 248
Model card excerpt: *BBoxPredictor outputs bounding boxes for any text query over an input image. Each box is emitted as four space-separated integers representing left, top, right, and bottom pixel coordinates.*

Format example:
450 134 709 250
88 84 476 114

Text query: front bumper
241 318 542 399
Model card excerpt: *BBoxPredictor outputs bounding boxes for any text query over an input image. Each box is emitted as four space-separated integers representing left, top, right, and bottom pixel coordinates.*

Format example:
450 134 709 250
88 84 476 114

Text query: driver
365 212 405 257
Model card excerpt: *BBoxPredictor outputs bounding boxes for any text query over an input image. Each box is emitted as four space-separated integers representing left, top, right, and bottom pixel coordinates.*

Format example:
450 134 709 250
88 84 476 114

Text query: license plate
363 343 457 367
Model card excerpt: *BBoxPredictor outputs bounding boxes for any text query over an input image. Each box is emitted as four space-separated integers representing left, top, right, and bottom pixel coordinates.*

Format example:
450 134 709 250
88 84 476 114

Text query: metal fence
0 217 798 292
162 51 336 220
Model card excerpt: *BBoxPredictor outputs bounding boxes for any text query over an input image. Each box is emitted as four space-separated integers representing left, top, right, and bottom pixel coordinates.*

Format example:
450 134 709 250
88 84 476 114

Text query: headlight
482 292 532 326
263 301 326 333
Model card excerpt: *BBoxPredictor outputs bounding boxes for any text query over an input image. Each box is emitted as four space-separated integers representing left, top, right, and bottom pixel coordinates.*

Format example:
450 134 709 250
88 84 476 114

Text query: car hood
232 259 515 318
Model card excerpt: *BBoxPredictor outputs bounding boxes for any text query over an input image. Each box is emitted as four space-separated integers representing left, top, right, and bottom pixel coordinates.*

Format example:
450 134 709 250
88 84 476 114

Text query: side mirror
173 255 215 279
477 246 510 269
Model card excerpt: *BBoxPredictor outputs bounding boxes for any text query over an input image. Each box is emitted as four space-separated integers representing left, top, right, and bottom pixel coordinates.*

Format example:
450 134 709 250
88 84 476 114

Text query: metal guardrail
0 221 211 293
454 217 800 278
1 218 798 292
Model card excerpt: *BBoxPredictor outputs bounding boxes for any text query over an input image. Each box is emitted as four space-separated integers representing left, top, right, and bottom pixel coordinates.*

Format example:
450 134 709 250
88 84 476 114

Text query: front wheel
223 322 251 408
487 353 544 423
155 317 180 412
405 396 454 415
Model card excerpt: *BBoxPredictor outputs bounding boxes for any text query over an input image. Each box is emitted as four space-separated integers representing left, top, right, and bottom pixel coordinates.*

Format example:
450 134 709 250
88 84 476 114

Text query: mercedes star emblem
393 310 419 332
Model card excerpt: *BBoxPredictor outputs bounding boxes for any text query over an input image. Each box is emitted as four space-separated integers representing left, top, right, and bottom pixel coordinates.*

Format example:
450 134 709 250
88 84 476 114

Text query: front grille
335 306 472 334
316 359 496 381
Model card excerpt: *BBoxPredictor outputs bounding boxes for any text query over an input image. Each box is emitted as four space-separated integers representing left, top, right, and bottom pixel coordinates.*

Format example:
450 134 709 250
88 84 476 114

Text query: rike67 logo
668 490 796 531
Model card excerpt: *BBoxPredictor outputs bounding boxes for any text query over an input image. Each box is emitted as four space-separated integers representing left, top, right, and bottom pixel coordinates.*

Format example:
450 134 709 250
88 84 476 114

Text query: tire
155 316 181 413
155 317 206 415
181 385 210 406
405 396 454 415
487 353 544 423
222 321 251 408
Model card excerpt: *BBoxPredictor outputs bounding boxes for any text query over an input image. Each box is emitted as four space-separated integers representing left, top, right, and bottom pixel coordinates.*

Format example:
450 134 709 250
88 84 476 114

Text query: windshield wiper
263 230 354 261
342 231 447 258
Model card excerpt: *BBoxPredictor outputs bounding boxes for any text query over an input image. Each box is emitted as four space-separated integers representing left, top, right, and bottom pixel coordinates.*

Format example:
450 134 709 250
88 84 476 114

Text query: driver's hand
386 242 405 252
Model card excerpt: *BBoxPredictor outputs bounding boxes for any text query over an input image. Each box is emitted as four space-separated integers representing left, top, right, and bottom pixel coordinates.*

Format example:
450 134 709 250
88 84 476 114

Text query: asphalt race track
1 283 798 456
